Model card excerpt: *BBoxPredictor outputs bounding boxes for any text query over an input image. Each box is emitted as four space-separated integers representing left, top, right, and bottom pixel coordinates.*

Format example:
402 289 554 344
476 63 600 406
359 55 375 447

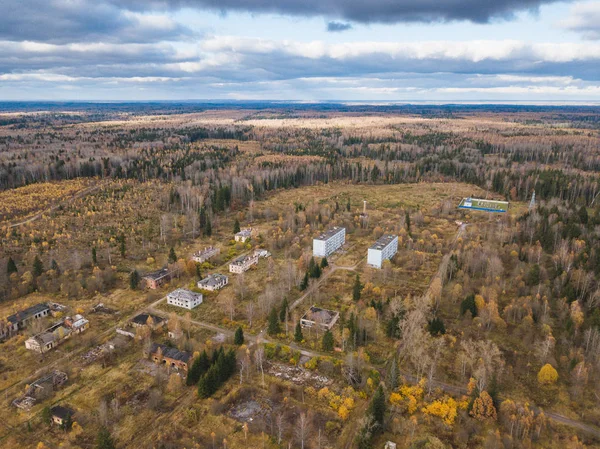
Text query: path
6 182 106 228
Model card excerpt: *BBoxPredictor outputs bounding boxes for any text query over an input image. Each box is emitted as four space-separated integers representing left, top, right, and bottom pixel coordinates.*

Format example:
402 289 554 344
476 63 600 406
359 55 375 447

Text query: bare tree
295 412 310 449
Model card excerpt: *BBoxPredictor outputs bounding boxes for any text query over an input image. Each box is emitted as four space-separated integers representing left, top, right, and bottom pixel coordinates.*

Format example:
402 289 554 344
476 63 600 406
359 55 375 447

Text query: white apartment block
191 246 220 263
229 253 259 273
197 273 229 291
367 235 398 269
313 227 346 257
167 288 203 310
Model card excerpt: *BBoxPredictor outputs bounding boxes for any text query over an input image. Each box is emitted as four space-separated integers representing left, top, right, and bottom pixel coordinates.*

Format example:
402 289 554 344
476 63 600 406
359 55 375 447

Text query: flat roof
315 226 345 241
458 197 509 213
369 234 398 250
198 273 228 287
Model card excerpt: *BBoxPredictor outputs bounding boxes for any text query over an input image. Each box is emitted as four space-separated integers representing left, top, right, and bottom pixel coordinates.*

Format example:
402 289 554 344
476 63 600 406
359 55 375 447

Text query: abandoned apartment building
25 314 89 353
234 228 252 242
142 268 172 289
300 306 340 331
0 302 66 340
147 342 191 371
312 226 346 257
367 234 398 269
229 252 259 273
191 246 220 263
167 288 203 310
197 273 229 291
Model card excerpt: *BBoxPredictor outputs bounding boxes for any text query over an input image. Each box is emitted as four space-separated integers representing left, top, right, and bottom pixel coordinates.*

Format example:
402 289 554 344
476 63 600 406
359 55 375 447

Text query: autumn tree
538 364 558 385
470 391 497 421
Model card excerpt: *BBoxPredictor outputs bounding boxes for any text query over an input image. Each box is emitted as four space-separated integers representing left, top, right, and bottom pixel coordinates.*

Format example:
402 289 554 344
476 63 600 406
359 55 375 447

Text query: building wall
167 294 203 309
367 236 398 268
312 228 345 257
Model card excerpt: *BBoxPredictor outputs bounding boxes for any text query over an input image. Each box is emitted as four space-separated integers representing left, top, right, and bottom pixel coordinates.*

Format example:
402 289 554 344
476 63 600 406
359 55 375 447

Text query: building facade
148 343 191 371
229 253 259 273
191 246 220 263
142 268 171 289
234 228 252 242
167 288 203 309
313 227 346 257
367 234 398 269
197 273 229 291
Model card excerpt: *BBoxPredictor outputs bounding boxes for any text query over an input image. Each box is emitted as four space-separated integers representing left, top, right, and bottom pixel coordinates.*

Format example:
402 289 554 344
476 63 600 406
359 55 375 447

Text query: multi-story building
142 268 171 289
191 246 220 263
235 228 252 242
367 234 398 269
167 288 203 310
197 273 229 291
229 253 259 273
312 227 346 257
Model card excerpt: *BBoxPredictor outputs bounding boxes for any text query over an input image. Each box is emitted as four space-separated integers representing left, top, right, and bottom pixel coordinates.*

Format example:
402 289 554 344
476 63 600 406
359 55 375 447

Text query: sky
2 0 600 102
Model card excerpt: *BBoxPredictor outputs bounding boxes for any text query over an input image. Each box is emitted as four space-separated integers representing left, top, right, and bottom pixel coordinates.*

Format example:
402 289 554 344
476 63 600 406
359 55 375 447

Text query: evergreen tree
6 256 17 275
279 297 288 322
199 206 207 229
526 264 540 286
267 307 281 336
92 247 97 265
119 233 126 258
460 294 477 317
346 199 351 211
579 205 589 225
368 385 386 431
195 263 202 279
168 247 178 264
233 218 241 234
428 317 446 336
320 257 328 269
294 321 304 342
197 350 211 374
129 270 140 290
96 426 116 449
234 326 244 345
352 274 362 302
41 406 52 426
299 272 309 291
322 330 335 351
205 217 212 237
32 256 44 277
405 211 411 236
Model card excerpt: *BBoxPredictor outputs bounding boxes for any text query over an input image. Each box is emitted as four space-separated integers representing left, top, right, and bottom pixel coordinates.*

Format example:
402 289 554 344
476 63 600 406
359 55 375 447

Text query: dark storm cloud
0 0 195 44
116 0 567 24
327 22 352 32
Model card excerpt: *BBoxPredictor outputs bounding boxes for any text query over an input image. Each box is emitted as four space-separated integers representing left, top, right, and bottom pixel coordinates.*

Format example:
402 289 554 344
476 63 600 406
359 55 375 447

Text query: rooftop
315 226 345 241
230 253 256 265
51 405 75 420
149 342 191 363
7 303 49 324
235 228 252 237
167 288 202 302
302 306 339 325
142 268 171 281
198 273 228 287
369 234 398 250
131 313 164 326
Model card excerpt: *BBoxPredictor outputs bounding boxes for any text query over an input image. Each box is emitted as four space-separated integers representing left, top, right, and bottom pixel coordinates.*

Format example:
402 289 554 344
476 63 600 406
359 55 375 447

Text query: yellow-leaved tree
470 391 497 421
538 364 558 385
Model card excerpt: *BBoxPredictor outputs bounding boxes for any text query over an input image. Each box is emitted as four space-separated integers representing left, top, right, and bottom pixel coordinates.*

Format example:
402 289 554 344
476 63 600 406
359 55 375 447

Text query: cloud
0 0 195 44
117 0 566 24
327 21 352 32
561 1 600 39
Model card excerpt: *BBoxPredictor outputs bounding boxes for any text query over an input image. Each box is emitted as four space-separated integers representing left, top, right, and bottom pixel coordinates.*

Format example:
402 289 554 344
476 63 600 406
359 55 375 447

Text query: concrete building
5 303 51 335
147 342 191 371
191 246 220 263
229 253 259 273
367 235 398 269
312 227 346 257
197 273 229 291
300 306 340 331
142 268 171 289
167 288 203 310
25 332 58 353
235 228 252 242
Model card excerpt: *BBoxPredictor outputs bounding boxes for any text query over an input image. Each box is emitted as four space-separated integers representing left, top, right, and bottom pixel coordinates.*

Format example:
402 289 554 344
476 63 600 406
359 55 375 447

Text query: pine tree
405 211 411 236
92 247 97 265
195 263 202 279
119 233 126 258
294 321 304 342
6 257 17 275
320 257 328 268
129 270 140 290
32 256 44 277
352 274 362 302
234 326 244 345
198 350 211 374
322 330 334 351
368 385 386 431
233 218 241 234
205 217 212 237
460 294 477 317
346 199 351 211
300 272 309 291
96 426 116 449
279 297 288 322
427 317 446 336
168 247 178 264
267 307 280 336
